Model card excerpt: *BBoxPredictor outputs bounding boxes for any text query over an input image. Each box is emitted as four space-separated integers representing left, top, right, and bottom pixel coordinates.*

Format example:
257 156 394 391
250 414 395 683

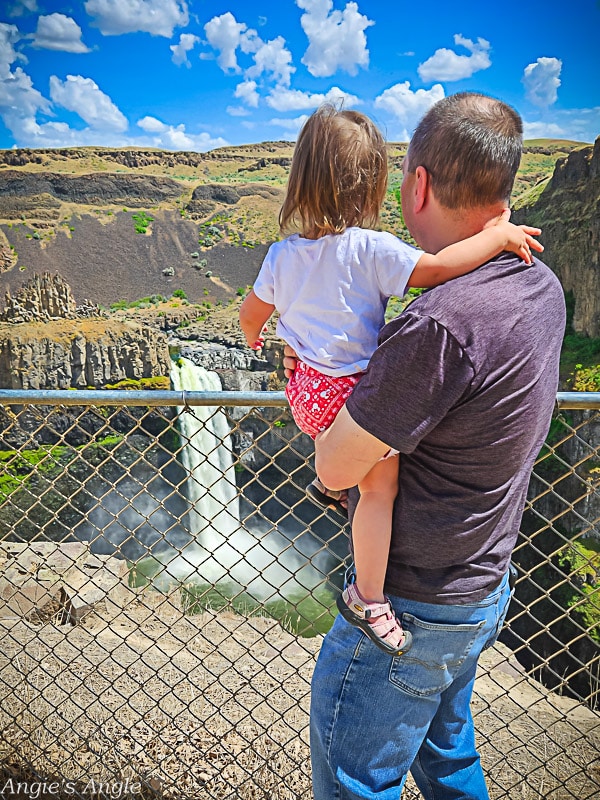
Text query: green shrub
172 289 187 300
132 211 153 234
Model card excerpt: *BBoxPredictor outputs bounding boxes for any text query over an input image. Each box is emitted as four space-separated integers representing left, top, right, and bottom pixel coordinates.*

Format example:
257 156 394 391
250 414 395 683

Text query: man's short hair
407 92 523 209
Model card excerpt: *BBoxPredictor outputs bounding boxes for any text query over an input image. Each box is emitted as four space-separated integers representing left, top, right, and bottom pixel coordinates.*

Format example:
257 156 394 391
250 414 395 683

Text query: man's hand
283 344 299 379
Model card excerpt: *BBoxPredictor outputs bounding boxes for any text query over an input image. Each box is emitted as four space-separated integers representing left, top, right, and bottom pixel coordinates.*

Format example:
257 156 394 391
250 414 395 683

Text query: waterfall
167 357 259 587
170 358 240 540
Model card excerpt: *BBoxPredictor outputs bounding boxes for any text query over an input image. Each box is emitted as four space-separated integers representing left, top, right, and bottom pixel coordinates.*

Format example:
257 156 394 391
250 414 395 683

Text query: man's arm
282 344 388 489
315 406 390 490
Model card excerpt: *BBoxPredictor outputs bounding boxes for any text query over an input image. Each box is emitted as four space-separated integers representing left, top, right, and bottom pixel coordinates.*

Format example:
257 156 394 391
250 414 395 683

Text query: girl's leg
352 455 399 602
337 455 410 654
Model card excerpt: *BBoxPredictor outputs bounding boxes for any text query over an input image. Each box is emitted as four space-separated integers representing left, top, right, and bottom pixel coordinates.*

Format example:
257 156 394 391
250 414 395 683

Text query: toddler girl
239 105 542 656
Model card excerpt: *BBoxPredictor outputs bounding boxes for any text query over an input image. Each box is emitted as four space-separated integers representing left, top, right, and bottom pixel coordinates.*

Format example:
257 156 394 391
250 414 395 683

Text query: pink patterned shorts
285 361 362 439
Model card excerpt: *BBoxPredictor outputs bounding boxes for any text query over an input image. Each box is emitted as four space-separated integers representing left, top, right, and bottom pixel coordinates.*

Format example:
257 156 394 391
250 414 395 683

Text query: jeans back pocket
389 613 485 697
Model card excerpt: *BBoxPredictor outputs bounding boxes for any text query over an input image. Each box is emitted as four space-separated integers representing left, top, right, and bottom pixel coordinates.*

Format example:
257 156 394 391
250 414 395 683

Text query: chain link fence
0 386 598 800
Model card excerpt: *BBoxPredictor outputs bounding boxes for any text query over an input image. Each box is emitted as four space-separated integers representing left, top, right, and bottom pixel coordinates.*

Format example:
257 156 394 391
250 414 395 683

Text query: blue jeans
310 570 513 800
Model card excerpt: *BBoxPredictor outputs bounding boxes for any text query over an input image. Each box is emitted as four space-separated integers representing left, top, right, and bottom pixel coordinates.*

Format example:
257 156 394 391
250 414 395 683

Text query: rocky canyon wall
513 137 600 338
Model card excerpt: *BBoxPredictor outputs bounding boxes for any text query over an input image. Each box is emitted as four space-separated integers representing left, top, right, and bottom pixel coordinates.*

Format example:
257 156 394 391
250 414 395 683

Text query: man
296 93 566 799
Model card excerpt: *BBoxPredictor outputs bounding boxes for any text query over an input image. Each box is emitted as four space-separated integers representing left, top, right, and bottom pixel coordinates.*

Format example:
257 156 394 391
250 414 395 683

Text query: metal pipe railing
0 389 288 406
0 389 599 408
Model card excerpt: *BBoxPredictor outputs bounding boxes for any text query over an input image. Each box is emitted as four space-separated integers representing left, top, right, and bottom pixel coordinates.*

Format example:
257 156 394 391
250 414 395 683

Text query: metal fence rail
0 389 598 800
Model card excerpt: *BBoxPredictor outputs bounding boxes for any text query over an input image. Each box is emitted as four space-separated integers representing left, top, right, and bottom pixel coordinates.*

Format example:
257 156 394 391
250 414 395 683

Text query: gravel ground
0 578 599 800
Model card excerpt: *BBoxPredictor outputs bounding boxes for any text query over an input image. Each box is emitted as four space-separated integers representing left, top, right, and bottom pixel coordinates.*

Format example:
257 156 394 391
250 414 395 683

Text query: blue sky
1 0 599 151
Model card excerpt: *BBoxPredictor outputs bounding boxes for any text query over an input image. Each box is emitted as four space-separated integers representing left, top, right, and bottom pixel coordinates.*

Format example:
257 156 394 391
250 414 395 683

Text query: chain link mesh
0 390 598 799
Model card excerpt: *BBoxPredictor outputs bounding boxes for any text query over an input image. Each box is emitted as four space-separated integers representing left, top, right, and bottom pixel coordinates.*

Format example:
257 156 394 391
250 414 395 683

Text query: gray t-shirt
346 253 566 603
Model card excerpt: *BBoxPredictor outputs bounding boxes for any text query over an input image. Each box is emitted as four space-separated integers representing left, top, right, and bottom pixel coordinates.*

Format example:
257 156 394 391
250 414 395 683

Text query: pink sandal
336 581 413 657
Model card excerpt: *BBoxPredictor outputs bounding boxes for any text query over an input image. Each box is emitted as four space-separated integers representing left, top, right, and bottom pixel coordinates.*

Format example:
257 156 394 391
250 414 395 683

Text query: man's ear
413 165 429 213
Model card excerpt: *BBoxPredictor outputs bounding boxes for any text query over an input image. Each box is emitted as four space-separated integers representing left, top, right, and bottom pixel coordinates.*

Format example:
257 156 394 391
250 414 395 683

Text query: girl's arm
239 289 275 349
408 220 544 289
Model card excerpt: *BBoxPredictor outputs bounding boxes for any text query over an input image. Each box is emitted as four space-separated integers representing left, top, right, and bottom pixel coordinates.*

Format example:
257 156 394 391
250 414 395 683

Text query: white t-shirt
253 227 422 376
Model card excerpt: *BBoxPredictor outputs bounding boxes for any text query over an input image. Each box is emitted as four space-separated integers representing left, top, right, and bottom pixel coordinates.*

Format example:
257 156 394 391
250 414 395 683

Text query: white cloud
170 32 199 67
266 84 359 111
204 12 295 101
297 0 373 78
0 21 23 74
0 65 50 129
49 74 128 132
522 106 600 143
522 120 566 139
269 114 309 138
226 105 250 117
0 65 131 147
136 115 228 151
244 34 294 86
9 120 128 147
418 34 491 82
522 57 562 108
0 24 53 142
375 81 445 140
32 13 90 53
137 115 165 132
6 0 38 16
206 21 295 86
235 79 259 107
84 0 189 37
204 12 246 72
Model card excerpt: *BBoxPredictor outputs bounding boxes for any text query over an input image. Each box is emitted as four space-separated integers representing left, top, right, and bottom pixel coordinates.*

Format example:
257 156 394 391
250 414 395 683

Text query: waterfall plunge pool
129 357 346 637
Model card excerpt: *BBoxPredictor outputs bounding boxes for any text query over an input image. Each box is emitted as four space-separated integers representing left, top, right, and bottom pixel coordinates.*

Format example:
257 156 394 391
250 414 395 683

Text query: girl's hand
251 336 264 352
497 220 544 265
250 326 269 352
485 208 543 266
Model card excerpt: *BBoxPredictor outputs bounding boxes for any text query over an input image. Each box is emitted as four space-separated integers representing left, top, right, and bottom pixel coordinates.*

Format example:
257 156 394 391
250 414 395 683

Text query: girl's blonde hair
279 105 388 238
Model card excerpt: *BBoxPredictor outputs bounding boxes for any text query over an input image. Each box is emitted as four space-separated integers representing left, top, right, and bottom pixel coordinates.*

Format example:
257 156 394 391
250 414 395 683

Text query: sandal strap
369 613 401 639
312 477 345 503
342 583 409 648
342 584 392 619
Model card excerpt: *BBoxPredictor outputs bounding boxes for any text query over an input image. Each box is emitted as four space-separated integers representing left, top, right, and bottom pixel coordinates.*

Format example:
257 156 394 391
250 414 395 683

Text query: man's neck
418 199 508 253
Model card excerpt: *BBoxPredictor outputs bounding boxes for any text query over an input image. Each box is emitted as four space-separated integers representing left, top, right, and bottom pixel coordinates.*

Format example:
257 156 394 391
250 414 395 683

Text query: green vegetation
109 293 198 312
0 435 123 503
385 288 423 322
198 222 225 248
536 415 572 479
512 177 550 211
179 583 337 637
131 211 153 234
558 536 600 644
560 292 600 389
104 376 170 390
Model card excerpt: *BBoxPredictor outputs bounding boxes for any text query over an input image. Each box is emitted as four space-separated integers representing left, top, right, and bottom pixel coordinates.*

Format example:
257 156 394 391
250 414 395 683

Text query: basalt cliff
513 137 600 338
0 273 171 390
